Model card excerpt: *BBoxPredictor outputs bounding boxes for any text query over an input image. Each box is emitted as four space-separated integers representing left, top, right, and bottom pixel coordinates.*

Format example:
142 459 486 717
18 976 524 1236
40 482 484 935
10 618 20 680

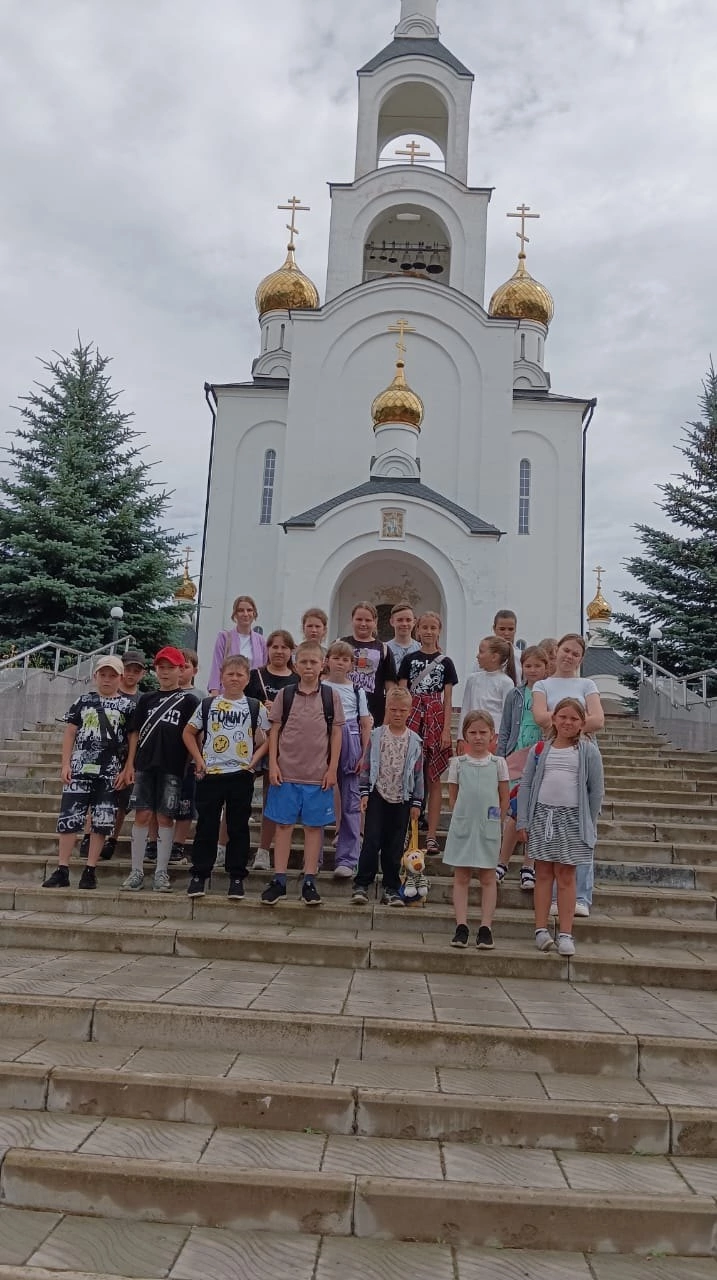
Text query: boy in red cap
122 647 199 892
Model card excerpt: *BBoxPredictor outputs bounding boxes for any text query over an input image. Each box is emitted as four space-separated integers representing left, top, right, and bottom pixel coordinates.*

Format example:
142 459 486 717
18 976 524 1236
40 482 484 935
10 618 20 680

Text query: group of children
42 595 605 955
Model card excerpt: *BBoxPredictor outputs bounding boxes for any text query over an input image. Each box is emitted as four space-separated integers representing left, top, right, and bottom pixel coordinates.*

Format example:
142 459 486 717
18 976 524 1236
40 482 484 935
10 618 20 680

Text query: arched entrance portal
332 550 444 641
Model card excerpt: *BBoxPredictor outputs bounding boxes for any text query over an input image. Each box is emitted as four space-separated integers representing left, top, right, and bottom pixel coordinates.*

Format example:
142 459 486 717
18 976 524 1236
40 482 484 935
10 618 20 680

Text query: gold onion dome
489 252 555 327
255 245 319 317
371 359 424 429
586 588 612 622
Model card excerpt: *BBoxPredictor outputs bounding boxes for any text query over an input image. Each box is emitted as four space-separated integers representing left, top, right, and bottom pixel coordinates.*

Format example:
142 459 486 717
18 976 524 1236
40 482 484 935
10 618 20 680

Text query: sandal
495 864 507 884
426 838 441 856
520 867 536 891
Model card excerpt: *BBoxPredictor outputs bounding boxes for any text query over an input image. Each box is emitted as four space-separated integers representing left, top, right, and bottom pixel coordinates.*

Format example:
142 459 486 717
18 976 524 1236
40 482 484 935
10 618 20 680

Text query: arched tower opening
376 82 449 170
363 202 451 283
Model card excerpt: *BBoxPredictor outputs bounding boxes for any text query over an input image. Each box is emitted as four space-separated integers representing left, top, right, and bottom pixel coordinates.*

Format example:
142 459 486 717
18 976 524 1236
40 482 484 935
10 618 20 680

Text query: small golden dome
255 245 319 317
586 589 612 622
174 565 197 604
489 253 554 327
371 360 424 429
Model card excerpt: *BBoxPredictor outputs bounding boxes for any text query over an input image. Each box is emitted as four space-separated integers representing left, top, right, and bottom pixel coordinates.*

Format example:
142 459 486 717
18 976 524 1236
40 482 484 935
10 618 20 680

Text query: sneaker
121 870 145 892
78 866 96 890
227 877 245 900
144 841 157 863
477 926 494 950
333 865 354 879
574 901 590 918
153 870 173 893
100 837 117 862
215 845 226 869
549 901 559 917
558 933 576 956
520 867 536 891
187 874 206 898
535 928 554 952
78 834 90 859
352 887 369 905
42 866 70 889
495 864 507 884
451 924 470 948
169 843 186 864
261 878 287 906
301 879 322 907
252 847 271 872
381 891 404 907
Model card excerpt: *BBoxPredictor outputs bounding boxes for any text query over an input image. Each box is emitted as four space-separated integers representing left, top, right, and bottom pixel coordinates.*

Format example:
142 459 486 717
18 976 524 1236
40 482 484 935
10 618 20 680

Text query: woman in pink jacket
208 595 268 693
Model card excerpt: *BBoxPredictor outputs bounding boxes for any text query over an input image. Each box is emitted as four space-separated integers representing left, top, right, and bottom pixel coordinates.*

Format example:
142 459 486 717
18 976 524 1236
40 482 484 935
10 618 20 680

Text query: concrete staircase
0 715 716 1275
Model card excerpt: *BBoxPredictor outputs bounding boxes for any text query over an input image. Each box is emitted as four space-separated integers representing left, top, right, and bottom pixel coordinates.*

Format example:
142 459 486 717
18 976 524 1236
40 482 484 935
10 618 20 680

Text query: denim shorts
264 782 335 828
132 770 182 820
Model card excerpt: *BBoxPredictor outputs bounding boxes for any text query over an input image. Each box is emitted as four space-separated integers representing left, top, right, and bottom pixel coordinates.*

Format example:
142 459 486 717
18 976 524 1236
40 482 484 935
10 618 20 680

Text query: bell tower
395 0 439 38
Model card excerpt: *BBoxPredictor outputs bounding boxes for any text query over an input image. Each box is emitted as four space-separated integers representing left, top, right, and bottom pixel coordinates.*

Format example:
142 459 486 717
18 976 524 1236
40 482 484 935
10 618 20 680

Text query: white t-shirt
533 676 599 711
188 695 269 774
537 746 580 807
237 633 253 660
322 680 369 722
447 753 509 785
460 670 515 736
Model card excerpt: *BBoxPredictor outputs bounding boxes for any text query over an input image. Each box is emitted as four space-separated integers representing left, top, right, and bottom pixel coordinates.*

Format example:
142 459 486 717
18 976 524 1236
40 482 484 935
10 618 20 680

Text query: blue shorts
265 782 335 828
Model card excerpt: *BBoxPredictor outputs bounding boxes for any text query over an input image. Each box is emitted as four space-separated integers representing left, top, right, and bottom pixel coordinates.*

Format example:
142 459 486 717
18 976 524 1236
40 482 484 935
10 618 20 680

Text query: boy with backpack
43 656 135 890
261 640 344 907
182 654 269 898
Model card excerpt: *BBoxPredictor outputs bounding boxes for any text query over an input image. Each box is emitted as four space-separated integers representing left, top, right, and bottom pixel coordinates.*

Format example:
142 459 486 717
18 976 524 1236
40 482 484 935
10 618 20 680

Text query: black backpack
199 696 261 740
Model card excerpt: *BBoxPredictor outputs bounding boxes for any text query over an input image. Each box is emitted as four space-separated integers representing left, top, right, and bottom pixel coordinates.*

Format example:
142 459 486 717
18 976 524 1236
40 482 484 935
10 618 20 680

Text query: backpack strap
246 696 260 738
320 684 335 738
200 696 215 739
280 683 297 732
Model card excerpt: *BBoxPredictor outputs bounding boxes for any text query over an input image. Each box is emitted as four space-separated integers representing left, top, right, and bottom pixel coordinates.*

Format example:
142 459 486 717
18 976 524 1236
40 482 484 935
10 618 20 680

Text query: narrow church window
260 449 276 525
520 333 526 359
518 459 531 535
262 326 269 352
280 323 286 348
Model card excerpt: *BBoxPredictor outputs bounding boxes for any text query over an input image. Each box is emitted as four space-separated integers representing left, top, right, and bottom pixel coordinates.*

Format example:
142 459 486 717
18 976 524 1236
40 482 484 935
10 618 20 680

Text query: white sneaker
252 848 271 872
215 845 226 869
558 933 576 956
549 902 558 917
121 870 144 892
574 902 590 918
535 928 554 952
333 865 354 879
153 870 173 893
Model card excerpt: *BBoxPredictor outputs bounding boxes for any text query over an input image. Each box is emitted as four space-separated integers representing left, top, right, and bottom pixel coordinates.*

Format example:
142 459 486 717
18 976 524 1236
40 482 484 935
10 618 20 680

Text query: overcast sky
0 0 714 618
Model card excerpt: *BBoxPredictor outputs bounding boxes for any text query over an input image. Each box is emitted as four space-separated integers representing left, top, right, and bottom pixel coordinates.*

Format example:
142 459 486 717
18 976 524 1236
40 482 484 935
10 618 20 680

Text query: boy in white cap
43 656 136 890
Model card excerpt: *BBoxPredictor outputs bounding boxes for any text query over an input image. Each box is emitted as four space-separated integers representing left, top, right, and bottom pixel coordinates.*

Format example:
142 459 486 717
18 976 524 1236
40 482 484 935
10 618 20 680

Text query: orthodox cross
388 319 416 357
277 196 310 249
182 546 193 574
594 565 606 593
507 203 541 254
395 140 430 165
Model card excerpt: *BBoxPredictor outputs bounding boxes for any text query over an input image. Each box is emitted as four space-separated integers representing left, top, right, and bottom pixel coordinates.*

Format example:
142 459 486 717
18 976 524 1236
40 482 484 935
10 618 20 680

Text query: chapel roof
582 647 635 679
282 477 501 535
359 38 473 78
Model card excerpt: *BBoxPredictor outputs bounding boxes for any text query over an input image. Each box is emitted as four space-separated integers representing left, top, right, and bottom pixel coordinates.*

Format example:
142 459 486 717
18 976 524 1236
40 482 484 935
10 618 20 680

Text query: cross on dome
507 203 541 257
277 196 311 251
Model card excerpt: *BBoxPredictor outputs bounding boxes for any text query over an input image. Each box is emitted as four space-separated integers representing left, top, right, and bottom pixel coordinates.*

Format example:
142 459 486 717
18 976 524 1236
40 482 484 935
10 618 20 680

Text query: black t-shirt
398 651 459 694
246 667 299 706
133 689 199 776
341 636 397 726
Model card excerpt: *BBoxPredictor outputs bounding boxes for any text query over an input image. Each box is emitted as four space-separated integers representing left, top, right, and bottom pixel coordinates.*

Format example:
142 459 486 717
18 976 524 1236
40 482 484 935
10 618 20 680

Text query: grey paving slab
443 1144 567 1188
0 1206 60 1264
456 1248 593 1279
317 1236 454 1279
438 1068 547 1099
345 971 433 1020
226 1053 336 1085
590 1259 717 1279
538 1073 653 1103
200 1126 325 1171
558 1150 695 1194
0 1110 100 1154
122 1047 238 1077
323 1133 443 1179
171 1227 319 1280
645 1079 717 1107
79 1116 212 1162
671 1155 717 1196
335 1059 439 1091
18 1040 136 1069
29 1213 189 1277
0 1038 43 1062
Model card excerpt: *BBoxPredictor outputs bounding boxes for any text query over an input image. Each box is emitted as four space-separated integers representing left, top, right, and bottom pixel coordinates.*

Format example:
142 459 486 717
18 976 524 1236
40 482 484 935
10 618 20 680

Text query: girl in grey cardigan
516 698 604 958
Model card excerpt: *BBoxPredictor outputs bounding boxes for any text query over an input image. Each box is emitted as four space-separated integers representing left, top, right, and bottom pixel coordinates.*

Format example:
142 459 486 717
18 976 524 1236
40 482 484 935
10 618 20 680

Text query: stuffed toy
400 846 430 906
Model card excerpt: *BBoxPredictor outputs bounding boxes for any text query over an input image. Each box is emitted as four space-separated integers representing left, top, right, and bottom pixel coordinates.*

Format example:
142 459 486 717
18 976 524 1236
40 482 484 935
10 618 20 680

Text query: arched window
518 459 531 535
259 449 276 525
279 323 286 348
520 333 526 359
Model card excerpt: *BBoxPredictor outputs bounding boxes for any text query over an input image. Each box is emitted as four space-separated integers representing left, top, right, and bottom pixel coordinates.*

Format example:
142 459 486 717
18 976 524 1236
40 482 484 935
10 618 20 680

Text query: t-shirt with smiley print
188 695 269 774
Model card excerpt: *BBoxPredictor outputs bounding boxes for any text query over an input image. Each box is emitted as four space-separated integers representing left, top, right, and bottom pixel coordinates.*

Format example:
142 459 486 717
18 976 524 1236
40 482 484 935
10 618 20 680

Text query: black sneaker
227 877 245 900
78 834 90 859
42 866 70 889
450 924 470 948
352 886 369 905
170 843 186 863
477 926 495 950
78 866 97 890
100 837 117 862
301 879 322 907
144 841 158 863
261 878 287 906
187 874 206 898
381 891 404 907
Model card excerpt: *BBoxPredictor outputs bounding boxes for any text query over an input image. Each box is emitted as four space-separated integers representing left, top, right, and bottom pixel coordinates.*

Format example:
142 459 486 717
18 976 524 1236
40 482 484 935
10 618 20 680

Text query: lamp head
110 606 124 621
648 623 663 642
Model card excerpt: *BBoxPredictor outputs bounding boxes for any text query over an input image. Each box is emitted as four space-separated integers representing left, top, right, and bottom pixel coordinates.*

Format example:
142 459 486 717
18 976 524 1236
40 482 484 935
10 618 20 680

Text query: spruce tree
610 361 717 676
0 340 185 656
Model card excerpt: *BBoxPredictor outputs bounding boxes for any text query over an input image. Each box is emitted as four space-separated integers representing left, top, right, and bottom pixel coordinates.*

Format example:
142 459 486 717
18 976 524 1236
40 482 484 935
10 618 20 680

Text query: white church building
198 0 595 678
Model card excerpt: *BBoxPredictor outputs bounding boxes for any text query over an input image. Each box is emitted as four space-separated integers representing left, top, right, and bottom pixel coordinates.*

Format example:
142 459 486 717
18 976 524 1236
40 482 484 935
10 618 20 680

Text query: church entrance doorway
332 552 444 641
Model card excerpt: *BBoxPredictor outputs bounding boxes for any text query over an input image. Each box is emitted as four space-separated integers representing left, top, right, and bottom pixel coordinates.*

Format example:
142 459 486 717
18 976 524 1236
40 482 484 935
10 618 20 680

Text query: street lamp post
648 622 663 689
110 606 124 652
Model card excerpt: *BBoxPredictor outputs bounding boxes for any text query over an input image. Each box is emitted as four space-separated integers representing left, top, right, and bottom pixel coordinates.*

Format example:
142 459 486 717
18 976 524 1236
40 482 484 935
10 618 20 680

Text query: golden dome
175 555 197 604
371 359 424 429
255 245 319 317
586 588 612 622
489 253 554 327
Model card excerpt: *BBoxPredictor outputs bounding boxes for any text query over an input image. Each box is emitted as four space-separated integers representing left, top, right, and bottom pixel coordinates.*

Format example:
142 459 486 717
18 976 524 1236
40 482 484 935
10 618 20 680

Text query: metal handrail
0 636 137 688
638 656 717 708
